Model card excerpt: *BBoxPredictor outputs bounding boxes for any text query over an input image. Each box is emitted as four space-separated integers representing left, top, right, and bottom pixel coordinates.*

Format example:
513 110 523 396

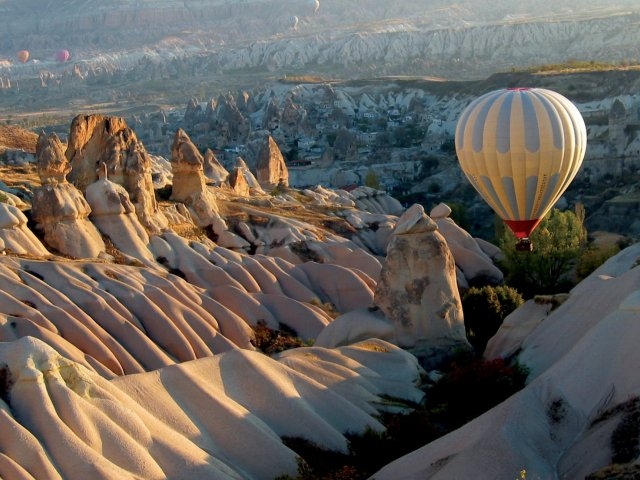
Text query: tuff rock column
374 204 471 369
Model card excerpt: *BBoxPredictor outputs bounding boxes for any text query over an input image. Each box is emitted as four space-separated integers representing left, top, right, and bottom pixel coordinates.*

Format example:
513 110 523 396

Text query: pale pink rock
256 135 289 190
254 293 331 340
203 149 229 185
297 262 375 313
234 157 264 193
32 183 106 259
85 172 156 266
314 308 395 348
483 300 550 360
375 204 471 367
0 203 50 257
32 131 106 258
306 242 382 283
429 202 452 218
373 244 640 480
228 167 251 196
170 128 222 228
66 114 168 233
435 216 504 285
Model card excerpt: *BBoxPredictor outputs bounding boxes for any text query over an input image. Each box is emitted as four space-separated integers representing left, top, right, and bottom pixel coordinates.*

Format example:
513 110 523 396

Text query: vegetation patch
611 400 640 464
590 396 640 467
308 297 340 319
251 320 311 355
461 285 524 355
499 207 587 298
290 242 324 263
546 398 568 424
0 364 14 406
276 356 529 479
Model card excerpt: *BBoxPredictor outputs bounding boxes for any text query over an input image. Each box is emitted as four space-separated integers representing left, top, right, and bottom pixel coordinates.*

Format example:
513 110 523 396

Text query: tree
364 169 381 189
499 207 587 297
462 285 524 355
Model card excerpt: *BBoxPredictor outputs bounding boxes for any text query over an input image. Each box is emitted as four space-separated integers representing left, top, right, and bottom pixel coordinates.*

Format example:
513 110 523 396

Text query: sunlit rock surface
66 115 168 233
373 244 640 480
0 336 424 480
374 204 471 368
31 132 106 259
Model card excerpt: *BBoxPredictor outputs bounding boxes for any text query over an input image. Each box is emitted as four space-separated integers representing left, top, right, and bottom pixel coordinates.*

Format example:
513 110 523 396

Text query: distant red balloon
55 49 70 62
16 50 29 63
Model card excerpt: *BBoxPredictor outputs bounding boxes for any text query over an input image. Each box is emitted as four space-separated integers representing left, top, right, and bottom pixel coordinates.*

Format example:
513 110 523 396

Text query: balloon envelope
55 49 70 62
454 87 586 239
17 50 29 63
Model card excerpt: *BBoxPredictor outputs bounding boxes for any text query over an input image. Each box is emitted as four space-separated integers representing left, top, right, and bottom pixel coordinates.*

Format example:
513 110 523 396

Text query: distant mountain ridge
1 0 640 82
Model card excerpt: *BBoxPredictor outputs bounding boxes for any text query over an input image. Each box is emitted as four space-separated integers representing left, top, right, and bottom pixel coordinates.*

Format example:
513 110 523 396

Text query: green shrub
576 245 620 280
462 285 524 355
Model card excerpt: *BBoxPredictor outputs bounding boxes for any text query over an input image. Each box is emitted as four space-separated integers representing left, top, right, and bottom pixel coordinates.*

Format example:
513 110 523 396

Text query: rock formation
228 167 251 197
65 114 168 233
31 132 106 259
0 203 49 256
203 148 229 185
256 135 289 190
373 243 640 480
0 334 423 480
234 157 264 194
170 129 220 227
374 204 471 368
85 164 156 266
170 129 210 202
209 93 251 146
430 202 504 288
262 97 281 131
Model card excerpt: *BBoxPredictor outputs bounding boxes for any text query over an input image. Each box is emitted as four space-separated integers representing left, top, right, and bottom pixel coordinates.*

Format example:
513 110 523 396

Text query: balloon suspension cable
516 237 533 252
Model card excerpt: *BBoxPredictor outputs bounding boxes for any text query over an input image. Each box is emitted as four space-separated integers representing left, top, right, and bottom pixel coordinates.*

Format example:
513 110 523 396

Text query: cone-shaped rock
170 129 220 227
203 149 229 185
256 136 289 190
35 131 70 184
374 204 471 368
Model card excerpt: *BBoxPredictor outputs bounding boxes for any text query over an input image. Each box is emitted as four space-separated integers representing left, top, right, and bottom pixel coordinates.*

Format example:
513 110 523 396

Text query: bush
428 357 529 427
462 285 524 355
576 245 620 280
250 321 308 355
276 356 529 480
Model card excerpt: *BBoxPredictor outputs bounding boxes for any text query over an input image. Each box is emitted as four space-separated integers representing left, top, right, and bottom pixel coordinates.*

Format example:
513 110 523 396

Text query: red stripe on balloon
504 219 540 239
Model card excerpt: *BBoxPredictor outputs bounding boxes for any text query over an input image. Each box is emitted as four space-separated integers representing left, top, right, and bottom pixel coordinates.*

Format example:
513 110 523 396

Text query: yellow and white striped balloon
455 88 587 239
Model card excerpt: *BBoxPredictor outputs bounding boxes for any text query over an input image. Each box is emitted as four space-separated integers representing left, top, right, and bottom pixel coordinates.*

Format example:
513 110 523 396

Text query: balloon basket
516 238 533 252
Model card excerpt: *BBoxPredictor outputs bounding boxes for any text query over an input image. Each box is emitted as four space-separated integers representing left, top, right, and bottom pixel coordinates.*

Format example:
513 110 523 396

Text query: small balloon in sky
17 50 30 63
55 49 70 62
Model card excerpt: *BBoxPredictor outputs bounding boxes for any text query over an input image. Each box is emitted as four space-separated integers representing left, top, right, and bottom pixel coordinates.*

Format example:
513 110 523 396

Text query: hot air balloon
308 0 319 14
16 50 29 63
55 49 70 62
454 87 587 251
289 14 299 29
